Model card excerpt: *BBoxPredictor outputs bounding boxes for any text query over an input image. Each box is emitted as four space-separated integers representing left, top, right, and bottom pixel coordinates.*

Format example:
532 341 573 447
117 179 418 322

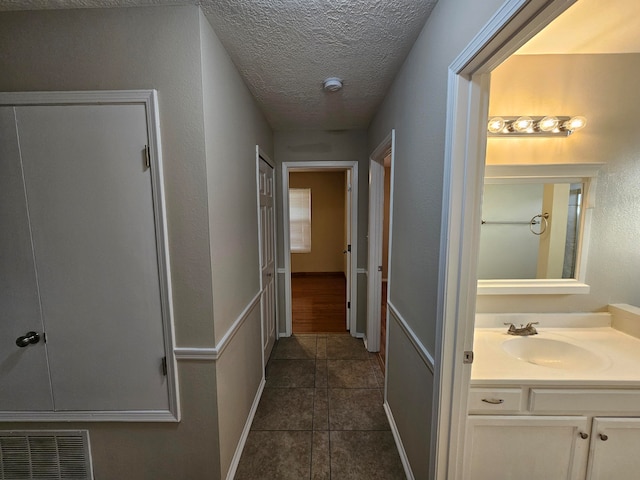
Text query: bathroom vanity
464 307 640 480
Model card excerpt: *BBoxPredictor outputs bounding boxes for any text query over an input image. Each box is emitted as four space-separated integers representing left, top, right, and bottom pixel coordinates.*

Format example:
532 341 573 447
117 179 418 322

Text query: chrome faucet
504 322 539 336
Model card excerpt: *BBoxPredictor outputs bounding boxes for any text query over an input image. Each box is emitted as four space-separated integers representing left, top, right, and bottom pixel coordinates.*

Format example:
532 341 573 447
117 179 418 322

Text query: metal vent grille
0 431 92 480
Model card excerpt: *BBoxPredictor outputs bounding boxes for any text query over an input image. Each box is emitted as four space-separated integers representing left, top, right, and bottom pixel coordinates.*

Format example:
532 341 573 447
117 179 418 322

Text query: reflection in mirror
476 163 601 295
477 182 582 280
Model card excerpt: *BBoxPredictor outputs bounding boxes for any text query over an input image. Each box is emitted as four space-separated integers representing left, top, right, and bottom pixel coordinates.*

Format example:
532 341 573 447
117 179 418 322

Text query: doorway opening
436 0 582 477
459 2 640 478
290 171 347 333
281 161 358 337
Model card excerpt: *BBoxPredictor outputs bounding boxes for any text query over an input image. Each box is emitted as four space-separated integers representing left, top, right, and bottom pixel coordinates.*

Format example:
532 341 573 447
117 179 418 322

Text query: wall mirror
477 164 602 295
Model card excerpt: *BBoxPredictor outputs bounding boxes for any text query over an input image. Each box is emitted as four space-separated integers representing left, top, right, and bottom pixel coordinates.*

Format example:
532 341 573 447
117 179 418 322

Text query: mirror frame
478 163 603 295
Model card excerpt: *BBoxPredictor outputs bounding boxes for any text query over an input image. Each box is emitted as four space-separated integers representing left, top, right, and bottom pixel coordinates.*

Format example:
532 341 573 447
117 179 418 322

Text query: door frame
256 146 278 372
366 130 395 352
281 161 359 337
435 0 577 477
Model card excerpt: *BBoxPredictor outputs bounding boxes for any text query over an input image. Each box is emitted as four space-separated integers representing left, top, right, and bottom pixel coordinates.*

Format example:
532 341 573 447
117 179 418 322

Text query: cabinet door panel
15 104 169 411
587 418 640 480
0 107 54 411
465 415 589 480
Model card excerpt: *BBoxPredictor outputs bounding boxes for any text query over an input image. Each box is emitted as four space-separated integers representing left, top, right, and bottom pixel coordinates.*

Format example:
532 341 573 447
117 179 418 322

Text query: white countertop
472 326 640 387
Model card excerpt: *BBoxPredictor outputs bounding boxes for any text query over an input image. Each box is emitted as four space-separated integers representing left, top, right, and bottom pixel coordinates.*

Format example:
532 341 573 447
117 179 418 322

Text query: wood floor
292 273 347 333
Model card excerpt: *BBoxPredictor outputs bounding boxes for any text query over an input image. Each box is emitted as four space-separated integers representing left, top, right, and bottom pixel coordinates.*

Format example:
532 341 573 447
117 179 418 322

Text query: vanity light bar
487 115 587 137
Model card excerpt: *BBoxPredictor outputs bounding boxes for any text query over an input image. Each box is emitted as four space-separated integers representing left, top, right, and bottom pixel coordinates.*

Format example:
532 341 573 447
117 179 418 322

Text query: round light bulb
513 116 533 133
564 116 587 131
487 117 506 134
538 116 559 132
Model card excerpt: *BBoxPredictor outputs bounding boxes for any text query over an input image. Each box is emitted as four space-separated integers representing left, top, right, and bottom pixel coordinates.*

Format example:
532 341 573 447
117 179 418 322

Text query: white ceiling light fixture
323 77 343 92
487 115 587 137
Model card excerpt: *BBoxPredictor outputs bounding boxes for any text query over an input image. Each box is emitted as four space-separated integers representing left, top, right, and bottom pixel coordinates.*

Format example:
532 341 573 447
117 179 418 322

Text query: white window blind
289 188 311 253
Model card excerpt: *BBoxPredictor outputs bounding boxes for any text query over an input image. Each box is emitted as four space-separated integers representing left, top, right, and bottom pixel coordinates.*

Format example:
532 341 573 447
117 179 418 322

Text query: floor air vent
0 431 92 480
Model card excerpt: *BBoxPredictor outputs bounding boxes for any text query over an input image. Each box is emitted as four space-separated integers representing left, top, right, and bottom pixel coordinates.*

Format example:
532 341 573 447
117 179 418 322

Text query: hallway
235 334 405 479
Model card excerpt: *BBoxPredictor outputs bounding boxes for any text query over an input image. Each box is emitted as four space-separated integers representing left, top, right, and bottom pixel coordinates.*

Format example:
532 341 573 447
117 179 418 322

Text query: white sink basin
502 337 610 371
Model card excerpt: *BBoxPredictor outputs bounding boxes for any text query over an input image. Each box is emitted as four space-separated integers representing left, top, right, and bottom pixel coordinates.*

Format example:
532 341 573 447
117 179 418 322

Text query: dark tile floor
235 334 406 480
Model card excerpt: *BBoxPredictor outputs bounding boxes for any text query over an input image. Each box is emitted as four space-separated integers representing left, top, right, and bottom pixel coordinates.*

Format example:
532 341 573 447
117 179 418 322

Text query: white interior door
15 104 169 411
0 107 53 411
258 157 276 366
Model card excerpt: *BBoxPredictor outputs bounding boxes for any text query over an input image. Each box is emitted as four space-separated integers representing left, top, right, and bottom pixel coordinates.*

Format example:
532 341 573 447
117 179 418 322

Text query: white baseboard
225 377 266 480
384 401 414 480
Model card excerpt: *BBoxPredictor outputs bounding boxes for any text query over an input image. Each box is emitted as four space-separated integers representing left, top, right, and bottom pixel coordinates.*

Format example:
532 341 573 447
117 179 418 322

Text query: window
289 188 311 253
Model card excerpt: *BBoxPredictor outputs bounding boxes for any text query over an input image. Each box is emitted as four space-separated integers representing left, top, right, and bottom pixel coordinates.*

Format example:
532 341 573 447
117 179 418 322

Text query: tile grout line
309 335 317 480
327 356 332 480
322 336 332 479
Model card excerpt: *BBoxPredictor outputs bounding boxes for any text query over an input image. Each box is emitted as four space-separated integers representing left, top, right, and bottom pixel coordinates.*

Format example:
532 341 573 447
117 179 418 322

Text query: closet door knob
16 331 40 348
599 433 608 441
579 432 589 439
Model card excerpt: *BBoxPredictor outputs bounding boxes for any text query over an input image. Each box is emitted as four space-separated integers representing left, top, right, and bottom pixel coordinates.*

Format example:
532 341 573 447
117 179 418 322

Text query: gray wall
367 0 505 476
478 53 640 313
201 10 273 342
0 6 213 348
199 11 273 478
274 130 369 334
0 7 272 479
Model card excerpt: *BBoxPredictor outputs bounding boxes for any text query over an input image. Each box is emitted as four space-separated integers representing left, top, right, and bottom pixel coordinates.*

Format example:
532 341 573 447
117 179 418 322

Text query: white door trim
281 161 358 337
258 146 275 168
366 130 395 352
435 0 577 478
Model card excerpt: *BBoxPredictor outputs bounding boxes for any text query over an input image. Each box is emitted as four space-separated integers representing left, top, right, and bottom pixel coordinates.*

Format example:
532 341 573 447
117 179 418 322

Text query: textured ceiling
0 0 438 130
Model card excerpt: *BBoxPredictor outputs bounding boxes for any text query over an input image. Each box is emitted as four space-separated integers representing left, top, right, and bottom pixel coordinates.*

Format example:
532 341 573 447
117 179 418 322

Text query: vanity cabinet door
464 415 590 480
586 418 640 480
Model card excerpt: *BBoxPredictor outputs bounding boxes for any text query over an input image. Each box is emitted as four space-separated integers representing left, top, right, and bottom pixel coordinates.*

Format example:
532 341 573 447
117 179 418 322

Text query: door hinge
347 301 351 309
144 145 151 170
463 351 474 364
377 265 383 272
161 356 168 376
348 184 352 192
347 244 351 252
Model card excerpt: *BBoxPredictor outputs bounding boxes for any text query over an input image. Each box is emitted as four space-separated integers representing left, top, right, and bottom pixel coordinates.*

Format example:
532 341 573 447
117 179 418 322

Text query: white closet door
258 158 276 366
0 107 54 411
15 104 169 411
